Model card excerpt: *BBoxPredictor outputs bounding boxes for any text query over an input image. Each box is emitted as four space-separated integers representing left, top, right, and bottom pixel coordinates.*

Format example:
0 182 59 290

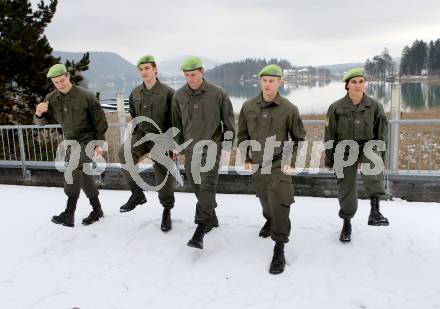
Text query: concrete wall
0 166 438 203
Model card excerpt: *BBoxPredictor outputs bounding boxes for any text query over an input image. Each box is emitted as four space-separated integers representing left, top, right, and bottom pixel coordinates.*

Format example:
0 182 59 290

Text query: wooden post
389 83 401 173
116 92 125 145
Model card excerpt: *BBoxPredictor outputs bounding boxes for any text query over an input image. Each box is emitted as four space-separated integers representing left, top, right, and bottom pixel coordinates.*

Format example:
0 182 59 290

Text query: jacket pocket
270 174 294 205
336 111 351 140
246 111 260 140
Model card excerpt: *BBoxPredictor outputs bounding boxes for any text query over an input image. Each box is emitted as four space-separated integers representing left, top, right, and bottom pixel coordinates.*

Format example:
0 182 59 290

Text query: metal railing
302 119 440 174
1 119 440 181
389 119 440 173
0 122 123 162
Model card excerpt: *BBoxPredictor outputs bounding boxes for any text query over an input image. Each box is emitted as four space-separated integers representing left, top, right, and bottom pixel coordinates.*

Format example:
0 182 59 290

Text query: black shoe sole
82 215 104 225
120 199 147 213
269 263 286 274
368 221 390 226
51 217 74 227
161 225 172 232
120 208 135 213
269 268 285 275
187 239 203 249
339 234 351 242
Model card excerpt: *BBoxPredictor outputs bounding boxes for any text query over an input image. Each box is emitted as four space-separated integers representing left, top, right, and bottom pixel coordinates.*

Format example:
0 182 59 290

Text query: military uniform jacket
34 85 108 144
172 80 236 149
129 79 175 134
324 93 388 165
237 92 306 168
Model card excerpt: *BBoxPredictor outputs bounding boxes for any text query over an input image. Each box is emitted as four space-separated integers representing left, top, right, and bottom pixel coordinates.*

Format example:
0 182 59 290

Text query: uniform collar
343 93 371 110
257 92 282 106
141 79 161 94
185 79 208 95
55 84 78 99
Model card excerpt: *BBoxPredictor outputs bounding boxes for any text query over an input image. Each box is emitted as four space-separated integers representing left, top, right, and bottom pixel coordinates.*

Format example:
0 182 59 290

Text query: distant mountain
54 50 138 81
157 56 221 76
316 63 364 75
53 51 141 98
53 51 221 98
205 58 293 85
316 58 402 76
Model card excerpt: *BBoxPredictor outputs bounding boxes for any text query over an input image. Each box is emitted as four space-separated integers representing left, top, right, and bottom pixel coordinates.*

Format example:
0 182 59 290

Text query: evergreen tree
364 48 394 78
427 39 440 75
206 58 293 84
400 46 411 76
434 39 440 75
411 40 428 75
0 0 90 124
381 48 394 76
64 52 90 86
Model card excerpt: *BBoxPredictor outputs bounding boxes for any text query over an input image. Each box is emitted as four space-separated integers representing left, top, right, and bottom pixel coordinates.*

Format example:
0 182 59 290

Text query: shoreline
366 76 440 83
104 107 440 123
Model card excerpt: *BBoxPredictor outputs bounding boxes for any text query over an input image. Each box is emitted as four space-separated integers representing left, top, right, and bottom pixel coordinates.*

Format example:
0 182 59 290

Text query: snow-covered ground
0 184 439 309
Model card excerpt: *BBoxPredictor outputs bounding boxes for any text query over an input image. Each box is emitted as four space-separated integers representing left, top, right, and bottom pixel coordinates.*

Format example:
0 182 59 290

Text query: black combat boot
161 208 172 232
339 218 352 242
82 196 104 225
120 184 147 212
205 209 219 233
368 197 389 226
187 224 207 249
51 196 77 227
269 242 286 274
259 219 271 238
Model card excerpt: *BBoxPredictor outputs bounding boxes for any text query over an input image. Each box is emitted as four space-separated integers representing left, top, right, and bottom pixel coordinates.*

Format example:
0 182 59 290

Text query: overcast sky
33 0 440 66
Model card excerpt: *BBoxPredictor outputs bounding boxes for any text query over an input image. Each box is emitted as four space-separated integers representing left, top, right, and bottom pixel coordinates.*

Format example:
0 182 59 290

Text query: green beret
258 64 283 77
47 64 67 78
137 54 156 68
180 56 203 71
342 67 366 82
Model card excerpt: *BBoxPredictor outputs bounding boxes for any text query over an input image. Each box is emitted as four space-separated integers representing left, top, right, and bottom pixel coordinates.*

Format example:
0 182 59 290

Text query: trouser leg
359 152 387 198
185 148 220 225
336 162 359 219
81 173 99 199
153 160 175 209
267 174 294 243
252 172 271 220
64 144 96 199
118 133 149 188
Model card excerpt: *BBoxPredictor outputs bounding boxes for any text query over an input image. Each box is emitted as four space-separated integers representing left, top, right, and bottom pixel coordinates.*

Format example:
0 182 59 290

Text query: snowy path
0 185 439 309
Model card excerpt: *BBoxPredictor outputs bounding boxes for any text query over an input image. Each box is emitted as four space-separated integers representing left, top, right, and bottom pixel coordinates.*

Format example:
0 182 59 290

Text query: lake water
100 80 440 115
220 80 440 115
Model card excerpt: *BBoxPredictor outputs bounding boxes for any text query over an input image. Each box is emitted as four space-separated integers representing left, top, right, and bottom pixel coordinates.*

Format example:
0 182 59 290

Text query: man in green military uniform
172 56 235 249
34 64 108 227
237 64 306 274
118 54 176 232
324 67 389 243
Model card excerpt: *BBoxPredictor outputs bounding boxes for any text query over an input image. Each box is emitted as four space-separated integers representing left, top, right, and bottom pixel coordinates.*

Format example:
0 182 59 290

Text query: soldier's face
184 69 204 90
260 76 282 96
51 74 72 94
347 76 365 95
139 63 157 83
